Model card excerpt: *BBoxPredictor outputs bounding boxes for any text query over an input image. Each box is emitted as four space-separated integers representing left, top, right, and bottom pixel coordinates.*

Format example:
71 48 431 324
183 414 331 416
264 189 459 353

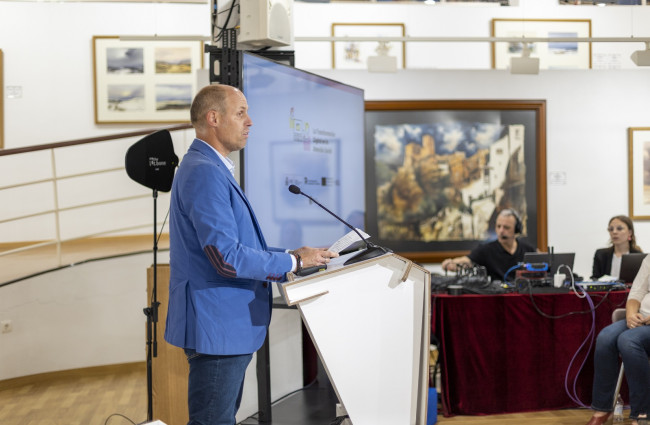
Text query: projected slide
242 52 365 249
271 139 340 222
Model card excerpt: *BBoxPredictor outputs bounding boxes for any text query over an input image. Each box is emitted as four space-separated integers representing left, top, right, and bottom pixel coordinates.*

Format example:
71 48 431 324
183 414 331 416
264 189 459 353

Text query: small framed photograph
331 23 406 69
92 36 204 124
628 127 650 220
491 19 592 70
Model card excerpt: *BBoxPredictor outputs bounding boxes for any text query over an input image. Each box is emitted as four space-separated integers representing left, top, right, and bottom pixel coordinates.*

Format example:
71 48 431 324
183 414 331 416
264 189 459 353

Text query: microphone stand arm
300 192 367 244
297 189 391 265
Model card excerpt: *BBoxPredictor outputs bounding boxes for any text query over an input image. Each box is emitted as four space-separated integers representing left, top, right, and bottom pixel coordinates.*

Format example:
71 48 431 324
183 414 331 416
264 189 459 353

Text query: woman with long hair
591 215 642 280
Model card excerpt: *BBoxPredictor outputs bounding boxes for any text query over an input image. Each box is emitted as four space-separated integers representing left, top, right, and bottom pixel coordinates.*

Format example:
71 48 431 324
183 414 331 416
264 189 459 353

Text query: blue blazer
164 139 292 355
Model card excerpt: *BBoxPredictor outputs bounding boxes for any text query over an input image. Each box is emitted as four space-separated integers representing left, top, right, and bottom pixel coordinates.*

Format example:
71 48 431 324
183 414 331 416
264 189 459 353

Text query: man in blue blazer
165 84 337 425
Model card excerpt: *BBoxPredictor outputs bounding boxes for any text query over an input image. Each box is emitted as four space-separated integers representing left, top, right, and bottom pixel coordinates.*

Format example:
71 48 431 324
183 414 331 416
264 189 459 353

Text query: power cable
104 413 137 425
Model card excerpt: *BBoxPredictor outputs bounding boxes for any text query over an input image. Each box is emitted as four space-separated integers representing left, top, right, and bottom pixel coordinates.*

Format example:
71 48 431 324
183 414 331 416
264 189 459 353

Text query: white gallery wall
1 0 650 396
292 1 650 70
0 1 209 147
1 0 649 147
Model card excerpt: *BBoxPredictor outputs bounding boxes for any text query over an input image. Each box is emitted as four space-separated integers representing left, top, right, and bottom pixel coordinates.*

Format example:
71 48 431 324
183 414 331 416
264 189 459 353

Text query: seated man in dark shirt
441 209 536 282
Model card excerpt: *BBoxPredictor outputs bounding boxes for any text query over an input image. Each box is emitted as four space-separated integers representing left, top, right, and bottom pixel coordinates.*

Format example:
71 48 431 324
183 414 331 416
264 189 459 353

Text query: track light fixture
367 41 398 73
509 43 540 75
631 42 650 67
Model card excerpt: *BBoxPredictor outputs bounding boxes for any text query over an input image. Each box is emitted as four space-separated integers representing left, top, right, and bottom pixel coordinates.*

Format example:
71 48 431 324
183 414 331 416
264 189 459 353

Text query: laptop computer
619 253 647 283
523 252 575 276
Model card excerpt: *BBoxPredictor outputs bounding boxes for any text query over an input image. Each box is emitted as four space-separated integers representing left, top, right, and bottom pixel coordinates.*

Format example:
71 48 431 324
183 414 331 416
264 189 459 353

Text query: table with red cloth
432 289 629 417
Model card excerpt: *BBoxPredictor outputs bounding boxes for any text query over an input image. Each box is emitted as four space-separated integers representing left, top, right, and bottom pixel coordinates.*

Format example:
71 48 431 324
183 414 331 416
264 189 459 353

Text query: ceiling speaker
239 0 293 48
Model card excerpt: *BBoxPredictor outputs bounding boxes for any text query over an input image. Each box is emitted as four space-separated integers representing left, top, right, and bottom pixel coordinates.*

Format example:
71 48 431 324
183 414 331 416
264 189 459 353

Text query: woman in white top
591 215 642 280
585 254 650 425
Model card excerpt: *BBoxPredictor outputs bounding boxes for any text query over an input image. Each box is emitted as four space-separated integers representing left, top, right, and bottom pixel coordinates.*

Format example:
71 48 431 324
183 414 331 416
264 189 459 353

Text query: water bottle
613 394 624 422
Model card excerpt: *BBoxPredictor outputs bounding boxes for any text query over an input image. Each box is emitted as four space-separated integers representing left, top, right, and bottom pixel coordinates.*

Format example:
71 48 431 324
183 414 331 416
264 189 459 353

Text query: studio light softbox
125 129 179 192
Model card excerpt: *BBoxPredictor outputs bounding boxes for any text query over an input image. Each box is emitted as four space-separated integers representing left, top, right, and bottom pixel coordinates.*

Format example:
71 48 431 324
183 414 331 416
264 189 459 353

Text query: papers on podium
327 229 370 254
292 230 375 278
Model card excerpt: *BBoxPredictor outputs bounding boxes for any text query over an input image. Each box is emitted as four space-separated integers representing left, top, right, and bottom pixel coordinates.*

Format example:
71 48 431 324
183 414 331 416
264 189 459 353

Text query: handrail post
50 148 62 266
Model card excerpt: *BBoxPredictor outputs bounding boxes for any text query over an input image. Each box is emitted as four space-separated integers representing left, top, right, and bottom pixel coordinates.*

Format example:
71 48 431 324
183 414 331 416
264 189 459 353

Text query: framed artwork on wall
364 100 547 264
331 23 406 69
628 127 650 220
92 36 204 124
491 18 592 70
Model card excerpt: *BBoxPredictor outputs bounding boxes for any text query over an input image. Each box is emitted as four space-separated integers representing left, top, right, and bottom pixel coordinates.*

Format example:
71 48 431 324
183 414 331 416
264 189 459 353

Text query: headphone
501 208 523 234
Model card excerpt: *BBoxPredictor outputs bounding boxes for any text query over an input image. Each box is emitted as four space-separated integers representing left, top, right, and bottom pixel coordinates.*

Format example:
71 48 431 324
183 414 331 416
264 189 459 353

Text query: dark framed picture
364 100 548 264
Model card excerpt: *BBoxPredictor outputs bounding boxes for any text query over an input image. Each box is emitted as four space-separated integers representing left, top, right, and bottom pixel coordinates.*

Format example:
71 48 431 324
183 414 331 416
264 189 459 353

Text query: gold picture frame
0 48 4 149
628 127 650 220
331 23 406 69
491 18 592 70
92 35 204 124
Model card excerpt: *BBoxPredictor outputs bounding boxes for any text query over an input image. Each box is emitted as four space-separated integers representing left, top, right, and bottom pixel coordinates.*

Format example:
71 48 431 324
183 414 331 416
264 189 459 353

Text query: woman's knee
617 331 646 355
597 325 622 349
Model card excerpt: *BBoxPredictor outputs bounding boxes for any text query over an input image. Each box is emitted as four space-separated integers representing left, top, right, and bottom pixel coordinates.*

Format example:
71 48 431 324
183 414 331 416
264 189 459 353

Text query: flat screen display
241 52 365 249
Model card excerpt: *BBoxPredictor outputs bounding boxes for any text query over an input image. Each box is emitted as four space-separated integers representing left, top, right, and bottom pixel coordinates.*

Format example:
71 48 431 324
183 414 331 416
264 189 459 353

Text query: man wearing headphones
441 208 536 282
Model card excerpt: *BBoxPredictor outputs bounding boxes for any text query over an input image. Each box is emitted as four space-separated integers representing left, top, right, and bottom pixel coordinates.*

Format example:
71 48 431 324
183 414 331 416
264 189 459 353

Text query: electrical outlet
1 320 13 334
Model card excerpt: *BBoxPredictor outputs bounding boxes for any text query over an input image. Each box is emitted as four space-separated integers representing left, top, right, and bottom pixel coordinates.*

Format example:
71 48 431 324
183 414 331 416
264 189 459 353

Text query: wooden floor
0 361 633 425
0 363 148 425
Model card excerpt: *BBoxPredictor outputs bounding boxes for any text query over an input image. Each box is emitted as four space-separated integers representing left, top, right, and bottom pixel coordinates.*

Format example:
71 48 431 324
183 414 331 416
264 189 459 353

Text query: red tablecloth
432 290 628 416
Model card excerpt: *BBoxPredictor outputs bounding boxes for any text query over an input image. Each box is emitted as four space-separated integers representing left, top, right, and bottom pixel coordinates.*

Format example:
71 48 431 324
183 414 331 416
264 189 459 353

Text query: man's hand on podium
292 247 339 268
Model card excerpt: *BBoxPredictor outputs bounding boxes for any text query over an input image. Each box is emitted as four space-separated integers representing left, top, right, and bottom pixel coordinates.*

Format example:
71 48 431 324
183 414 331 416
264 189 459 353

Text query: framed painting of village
364 100 547 264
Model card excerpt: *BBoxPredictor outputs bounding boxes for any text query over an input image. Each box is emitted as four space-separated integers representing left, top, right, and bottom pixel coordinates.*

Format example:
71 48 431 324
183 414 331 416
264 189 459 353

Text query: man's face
495 214 517 244
215 89 253 154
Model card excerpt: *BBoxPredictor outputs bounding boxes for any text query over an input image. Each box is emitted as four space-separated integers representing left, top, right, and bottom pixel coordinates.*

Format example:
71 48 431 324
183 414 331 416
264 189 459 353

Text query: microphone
288 184 391 265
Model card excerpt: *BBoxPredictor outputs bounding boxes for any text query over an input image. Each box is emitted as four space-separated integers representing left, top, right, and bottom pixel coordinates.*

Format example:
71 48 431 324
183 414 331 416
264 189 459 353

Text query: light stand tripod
125 129 178 422
143 189 161 422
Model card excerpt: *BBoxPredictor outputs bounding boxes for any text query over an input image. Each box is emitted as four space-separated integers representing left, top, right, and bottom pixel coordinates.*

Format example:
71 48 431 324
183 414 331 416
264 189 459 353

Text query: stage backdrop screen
241 52 365 249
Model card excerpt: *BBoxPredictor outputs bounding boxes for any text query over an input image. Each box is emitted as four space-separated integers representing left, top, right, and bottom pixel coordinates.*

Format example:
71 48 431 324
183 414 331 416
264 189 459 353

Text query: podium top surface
281 252 430 307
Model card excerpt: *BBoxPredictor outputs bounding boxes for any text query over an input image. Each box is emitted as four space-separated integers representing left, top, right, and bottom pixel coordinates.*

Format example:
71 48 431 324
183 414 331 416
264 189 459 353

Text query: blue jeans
184 349 253 425
591 320 650 420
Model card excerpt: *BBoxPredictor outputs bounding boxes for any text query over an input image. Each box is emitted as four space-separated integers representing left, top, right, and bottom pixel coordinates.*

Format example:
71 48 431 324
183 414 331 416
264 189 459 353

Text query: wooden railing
0 125 192 284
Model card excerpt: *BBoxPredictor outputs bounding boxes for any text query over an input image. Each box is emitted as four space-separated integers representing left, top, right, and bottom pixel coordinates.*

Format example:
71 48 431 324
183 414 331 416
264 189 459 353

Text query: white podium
281 253 431 425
